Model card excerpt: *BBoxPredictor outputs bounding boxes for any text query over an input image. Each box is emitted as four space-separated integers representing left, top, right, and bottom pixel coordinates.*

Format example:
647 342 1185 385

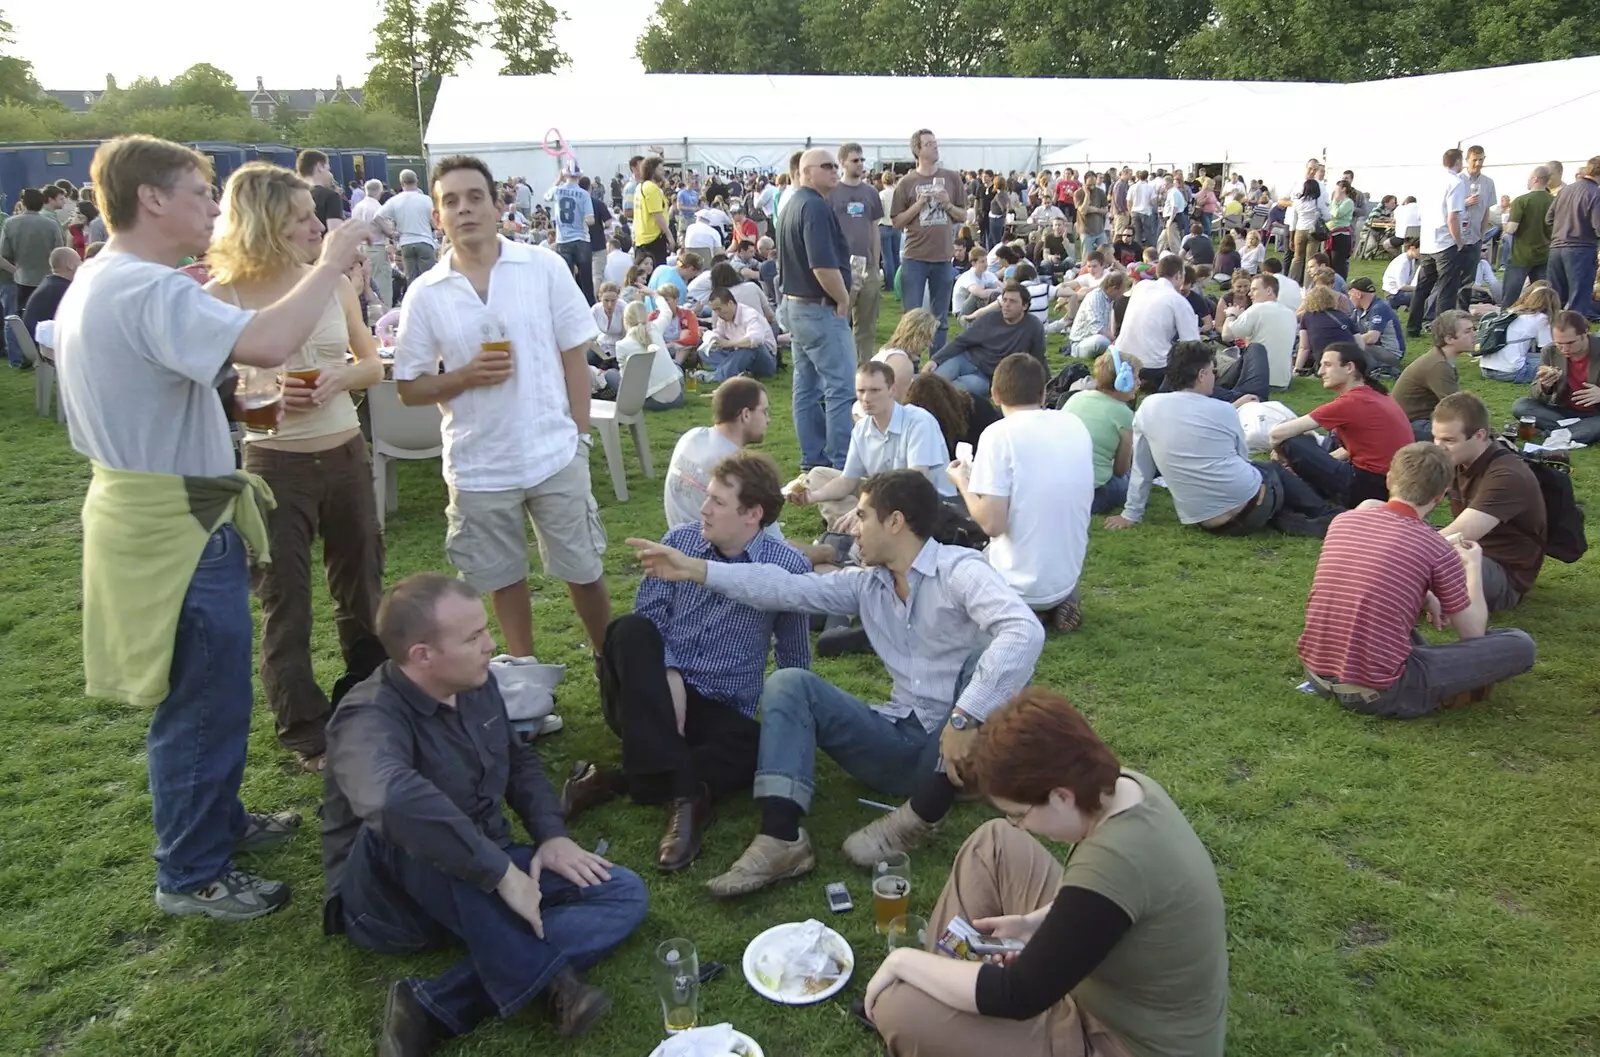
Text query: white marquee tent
426 58 1600 204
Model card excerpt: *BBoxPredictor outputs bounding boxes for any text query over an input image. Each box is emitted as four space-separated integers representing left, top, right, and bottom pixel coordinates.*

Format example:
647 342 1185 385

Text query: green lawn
2 258 1599 1057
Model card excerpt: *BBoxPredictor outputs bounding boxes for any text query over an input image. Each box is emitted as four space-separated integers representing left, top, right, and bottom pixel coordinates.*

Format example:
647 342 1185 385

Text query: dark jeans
244 435 387 757
636 236 671 271
600 614 761 803
557 240 595 305
1091 473 1129 515
1212 343 1271 402
986 216 1006 249
338 827 648 1037
400 243 436 281
1548 245 1599 319
1330 232 1351 278
1407 245 1466 335
900 257 956 351
1 282 18 366
880 226 900 290
1499 262 1547 310
1209 460 1336 537
1276 434 1387 508
1308 628 1536 719
149 526 253 892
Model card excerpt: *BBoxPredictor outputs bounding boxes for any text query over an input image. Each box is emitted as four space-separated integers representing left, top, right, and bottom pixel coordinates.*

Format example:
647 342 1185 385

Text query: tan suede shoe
842 802 940 868
705 830 815 899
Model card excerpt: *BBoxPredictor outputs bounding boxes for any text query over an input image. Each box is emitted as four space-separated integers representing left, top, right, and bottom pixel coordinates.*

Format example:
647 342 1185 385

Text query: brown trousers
245 434 386 756
874 819 1136 1057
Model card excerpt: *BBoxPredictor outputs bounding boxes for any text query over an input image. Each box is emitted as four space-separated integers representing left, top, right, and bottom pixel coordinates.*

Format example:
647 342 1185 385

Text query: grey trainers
705 830 815 899
155 869 291 921
236 810 302 854
842 802 940 867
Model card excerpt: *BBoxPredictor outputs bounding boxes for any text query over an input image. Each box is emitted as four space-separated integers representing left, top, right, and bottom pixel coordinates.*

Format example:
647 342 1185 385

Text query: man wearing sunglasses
1512 309 1600 444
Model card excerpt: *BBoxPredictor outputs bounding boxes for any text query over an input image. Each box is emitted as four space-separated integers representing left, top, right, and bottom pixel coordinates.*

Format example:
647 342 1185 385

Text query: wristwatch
947 710 980 731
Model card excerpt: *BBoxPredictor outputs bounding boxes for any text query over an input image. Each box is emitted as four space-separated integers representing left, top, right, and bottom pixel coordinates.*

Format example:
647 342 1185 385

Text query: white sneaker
537 714 564 736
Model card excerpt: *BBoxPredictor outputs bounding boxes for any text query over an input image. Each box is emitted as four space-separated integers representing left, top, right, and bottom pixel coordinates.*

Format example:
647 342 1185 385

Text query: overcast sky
11 0 655 91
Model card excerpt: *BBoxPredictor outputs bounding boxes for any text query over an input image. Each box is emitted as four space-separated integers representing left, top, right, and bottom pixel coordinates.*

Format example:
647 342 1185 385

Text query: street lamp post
411 57 427 160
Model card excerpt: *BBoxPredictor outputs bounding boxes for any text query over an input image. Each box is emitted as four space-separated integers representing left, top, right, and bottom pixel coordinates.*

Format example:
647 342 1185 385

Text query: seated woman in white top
604 299 685 411
590 282 627 365
1239 230 1265 275
1479 282 1558 385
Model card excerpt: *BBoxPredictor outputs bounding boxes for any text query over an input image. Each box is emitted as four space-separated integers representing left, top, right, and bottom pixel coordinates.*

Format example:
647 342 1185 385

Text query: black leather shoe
657 787 712 872
545 966 611 1037
560 761 624 823
816 624 872 658
378 980 436 1057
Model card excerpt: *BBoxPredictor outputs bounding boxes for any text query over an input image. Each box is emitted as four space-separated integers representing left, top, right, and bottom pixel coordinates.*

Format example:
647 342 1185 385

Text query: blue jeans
1092 473 1128 515
149 525 254 892
1277 433 1386 508
900 257 956 351
1481 361 1538 384
751 655 979 812
934 351 991 397
880 227 900 290
707 343 777 382
1548 245 1598 319
1071 335 1110 358
787 301 856 469
1 282 18 367
1081 232 1109 255
340 828 648 1037
1499 262 1545 309
1199 213 1213 237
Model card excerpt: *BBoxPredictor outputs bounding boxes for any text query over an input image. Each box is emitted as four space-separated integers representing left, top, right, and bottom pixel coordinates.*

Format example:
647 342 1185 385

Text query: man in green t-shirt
1501 165 1554 309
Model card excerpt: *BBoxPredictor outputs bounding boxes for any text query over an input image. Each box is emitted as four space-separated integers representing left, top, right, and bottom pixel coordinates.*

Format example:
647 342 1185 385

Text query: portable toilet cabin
188 142 250 187
0 141 102 209
360 150 389 187
251 143 300 171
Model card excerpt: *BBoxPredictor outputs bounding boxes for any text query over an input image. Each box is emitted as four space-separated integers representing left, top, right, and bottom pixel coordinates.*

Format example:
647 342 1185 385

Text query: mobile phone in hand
969 935 1027 956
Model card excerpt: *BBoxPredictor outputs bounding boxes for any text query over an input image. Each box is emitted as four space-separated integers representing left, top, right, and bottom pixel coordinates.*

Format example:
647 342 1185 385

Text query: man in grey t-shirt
0 187 66 318
828 143 886 366
1459 146 1496 303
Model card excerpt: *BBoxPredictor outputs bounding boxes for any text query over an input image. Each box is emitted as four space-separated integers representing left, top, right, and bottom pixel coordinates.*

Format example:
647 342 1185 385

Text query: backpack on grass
1044 362 1091 409
1521 452 1587 563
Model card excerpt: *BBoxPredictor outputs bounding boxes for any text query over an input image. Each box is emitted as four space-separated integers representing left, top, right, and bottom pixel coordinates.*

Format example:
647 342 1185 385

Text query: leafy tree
366 0 478 127
486 0 570 75
299 102 422 156
0 10 39 105
637 0 816 73
169 63 247 116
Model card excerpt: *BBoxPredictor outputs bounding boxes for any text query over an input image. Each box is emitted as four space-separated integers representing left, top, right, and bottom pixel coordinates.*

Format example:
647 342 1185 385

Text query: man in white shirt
949 353 1093 632
392 156 612 671
1262 257 1302 310
375 169 438 281
1222 272 1298 388
1113 254 1199 386
351 179 391 308
693 287 777 384
1393 196 1422 239
1459 145 1497 298
1128 170 1158 248
792 360 953 528
1382 238 1422 308
951 247 1001 316
1407 148 1469 338
664 378 770 528
602 235 632 287
683 209 723 253
1028 200 1064 225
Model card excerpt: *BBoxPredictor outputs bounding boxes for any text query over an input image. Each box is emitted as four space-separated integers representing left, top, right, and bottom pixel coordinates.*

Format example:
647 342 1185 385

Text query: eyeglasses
818 162 839 171
1004 804 1037 828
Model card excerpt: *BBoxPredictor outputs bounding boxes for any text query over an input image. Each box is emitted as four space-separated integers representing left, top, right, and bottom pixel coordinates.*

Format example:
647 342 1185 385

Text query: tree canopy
635 0 1600 80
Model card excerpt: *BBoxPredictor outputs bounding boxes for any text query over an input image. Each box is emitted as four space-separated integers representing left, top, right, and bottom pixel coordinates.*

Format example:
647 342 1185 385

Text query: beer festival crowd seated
22 126 1593 1057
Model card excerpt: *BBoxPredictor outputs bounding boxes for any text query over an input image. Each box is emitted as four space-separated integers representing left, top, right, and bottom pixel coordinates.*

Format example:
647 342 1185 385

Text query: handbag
488 655 565 723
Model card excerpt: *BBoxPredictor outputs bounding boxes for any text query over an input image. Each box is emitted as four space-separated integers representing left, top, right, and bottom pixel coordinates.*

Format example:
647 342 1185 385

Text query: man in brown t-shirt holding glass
890 129 969 352
1431 391 1547 611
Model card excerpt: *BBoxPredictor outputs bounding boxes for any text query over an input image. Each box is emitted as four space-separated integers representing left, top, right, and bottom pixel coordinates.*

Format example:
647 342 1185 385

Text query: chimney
336 74 345 91
256 76 265 92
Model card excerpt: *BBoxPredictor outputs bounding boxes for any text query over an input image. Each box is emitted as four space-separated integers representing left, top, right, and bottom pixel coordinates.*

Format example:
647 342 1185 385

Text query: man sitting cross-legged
627 470 1044 897
1431 391 1548 611
1105 340 1337 537
948 353 1094 633
571 452 812 872
925 281 1047 398
322 573 648 1057
1298 443 1537 718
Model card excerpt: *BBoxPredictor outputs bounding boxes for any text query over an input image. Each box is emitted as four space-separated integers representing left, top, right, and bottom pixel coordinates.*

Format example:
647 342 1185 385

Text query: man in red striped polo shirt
1297 442 1536 718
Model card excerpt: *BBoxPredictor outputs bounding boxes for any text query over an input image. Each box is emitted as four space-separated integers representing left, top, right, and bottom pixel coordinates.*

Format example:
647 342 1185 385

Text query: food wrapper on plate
753 920 848 996
647 1022 749 1057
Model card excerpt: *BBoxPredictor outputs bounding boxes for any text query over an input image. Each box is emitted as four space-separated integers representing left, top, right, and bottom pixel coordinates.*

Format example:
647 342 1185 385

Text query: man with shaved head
1500 165 1554 308
22 245 80 340
777 147 856 470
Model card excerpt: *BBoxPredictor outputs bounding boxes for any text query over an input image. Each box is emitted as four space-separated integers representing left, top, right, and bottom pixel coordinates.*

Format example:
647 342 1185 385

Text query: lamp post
411 57 427 159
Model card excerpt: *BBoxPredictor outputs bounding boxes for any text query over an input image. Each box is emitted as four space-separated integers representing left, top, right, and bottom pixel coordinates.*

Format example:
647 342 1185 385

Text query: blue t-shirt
776 187 851 303
553 184 593 244
1355 298 1405 350
650 265 687 296
589 192 612 251
677 187 700 215
1303 309 1358 357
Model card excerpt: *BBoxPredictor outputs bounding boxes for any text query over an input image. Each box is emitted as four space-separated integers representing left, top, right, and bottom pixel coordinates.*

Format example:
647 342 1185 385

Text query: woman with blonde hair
1480 282 1560 383
1295 283 1358 374
604 298 684 410
205 162 386 772
1239 229 1265 275
1063 348 1140 514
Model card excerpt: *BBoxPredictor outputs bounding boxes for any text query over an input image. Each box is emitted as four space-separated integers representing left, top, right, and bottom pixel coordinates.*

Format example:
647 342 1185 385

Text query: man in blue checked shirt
566 451 811 873
629 469 1044 899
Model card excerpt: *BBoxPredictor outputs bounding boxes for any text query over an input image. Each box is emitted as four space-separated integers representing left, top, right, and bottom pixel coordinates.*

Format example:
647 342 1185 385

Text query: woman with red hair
865 688 1229 1057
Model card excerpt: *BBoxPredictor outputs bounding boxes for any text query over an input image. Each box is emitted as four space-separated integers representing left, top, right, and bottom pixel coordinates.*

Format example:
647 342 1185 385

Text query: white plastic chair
8 315 61 421
590 346 657 502
368 379 442 530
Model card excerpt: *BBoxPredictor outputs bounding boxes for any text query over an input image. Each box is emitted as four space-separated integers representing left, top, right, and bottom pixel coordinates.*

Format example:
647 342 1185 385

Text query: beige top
226 287 359 447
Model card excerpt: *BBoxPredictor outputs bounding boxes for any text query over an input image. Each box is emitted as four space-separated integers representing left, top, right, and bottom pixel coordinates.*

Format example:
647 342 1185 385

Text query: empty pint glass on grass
656 938 699 1034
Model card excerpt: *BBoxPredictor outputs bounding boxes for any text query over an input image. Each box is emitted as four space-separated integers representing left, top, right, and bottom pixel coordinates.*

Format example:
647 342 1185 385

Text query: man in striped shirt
1297 442 1536 718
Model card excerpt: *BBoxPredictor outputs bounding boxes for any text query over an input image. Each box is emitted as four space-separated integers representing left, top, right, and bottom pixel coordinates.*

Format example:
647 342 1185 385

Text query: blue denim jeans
934 352 991 397
707 343 777 381
880 226 901 291
1499 262 1545 310
1082 232 1109 255
1277 433 1387 508
900 257 956 351
751 653 979 813
1 282 18 366
1092 473 1128 515
340 828 648 1037
1481 361 1538 384
1548 245 1598 319
149 525 255 892
786 301 856 469
1071 335 1111 359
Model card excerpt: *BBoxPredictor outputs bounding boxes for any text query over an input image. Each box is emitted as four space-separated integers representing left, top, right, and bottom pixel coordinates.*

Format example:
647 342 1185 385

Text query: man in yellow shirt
633 156 676 267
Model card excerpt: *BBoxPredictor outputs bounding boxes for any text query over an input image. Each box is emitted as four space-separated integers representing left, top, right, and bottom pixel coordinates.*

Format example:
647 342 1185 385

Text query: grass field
2 257 1599 1057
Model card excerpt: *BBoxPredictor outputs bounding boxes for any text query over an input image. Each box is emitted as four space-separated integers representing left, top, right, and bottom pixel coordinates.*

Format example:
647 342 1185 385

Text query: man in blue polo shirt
675 175 701 239
1349 276 1405 375
550 160 596 304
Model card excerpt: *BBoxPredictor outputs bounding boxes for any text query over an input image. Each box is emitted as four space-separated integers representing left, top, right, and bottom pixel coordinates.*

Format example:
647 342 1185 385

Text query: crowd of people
29 126 1591 1057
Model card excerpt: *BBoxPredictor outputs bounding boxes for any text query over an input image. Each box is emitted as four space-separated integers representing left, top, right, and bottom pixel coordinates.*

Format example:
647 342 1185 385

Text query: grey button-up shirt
703 538 1044 730
1462 171 1497 244
320 663 567 928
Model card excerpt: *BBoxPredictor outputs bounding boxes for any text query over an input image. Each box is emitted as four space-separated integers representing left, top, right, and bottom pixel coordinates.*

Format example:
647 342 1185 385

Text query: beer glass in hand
236 365 283 434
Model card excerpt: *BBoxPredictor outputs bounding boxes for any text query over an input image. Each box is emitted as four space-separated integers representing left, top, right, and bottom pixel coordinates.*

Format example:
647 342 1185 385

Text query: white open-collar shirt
393 238 599 492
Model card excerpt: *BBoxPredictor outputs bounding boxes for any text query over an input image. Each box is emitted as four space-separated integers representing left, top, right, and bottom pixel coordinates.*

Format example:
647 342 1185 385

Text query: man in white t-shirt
351 178 391 307
792 360 952 529
950 353 1093 632
951 247 1001 316
1262 258 1302 311
1223 272 1298 388
375 169 438 280
1382 238 1422 307
1114 254 1198 382
664 377 771 529
56 134 374 922
683 209 723 253
392 156 611 675
1407 147 1469 339
1128 170 1158 247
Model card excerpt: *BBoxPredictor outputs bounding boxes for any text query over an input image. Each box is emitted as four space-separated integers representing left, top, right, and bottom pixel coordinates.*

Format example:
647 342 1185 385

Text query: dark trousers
636 236 671 270
1500 262 1546 309
1210 460 1336 536
1407 245 1466 335
244 435 386 756
338 827 647 1038
1276 433 1387 508
557 240 595 305
600 614 761 803
1548 245 1599 319
1330 232 1352 278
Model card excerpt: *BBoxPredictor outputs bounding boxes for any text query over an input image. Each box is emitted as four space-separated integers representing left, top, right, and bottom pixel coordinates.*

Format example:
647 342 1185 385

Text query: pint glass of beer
236 365 282 435
872 852 912 934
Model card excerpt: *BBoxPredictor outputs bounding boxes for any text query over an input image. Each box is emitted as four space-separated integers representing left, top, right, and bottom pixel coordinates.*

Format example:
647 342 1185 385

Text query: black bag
1475 310 1516 356
1044 362 1091 409
933 504 989 551
1521 452 1587 563
1311 218 1330 241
